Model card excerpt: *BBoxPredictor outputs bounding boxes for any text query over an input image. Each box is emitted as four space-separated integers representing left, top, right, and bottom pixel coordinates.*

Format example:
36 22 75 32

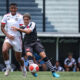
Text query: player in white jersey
53 61 64 72
64 53 76 71
1 3 26 77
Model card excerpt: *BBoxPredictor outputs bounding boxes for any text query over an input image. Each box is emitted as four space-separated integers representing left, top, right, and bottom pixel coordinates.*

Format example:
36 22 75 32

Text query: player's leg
2 41 12 76
24 43 39 77
26 52 38 77
15 52 26 77
26 51 34 65
23 57 29 70
13 37 26 77
24 42 36 65
34 41 60 78
25 48 38 77
40 52 60 78
66 68 69 71
40 61 47 71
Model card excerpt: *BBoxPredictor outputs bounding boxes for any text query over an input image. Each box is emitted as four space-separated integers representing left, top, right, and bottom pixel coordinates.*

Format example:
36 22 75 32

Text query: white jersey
1 12 23 37
64 58 76 66
53 65 64 72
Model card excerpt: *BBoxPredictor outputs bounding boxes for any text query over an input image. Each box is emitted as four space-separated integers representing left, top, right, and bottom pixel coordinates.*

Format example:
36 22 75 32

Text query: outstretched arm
11 22 36 34
11 26 32 34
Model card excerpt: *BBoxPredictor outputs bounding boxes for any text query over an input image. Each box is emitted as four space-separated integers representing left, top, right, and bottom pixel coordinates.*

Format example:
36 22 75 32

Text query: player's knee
26 52 33 56
2 48 8 54
2 48 9 60
42 64 47 71
16 55 21 62
15 52 22 61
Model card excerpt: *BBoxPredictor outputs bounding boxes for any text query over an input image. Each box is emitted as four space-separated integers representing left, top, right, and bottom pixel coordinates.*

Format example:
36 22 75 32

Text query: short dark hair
68 52 73 56
10 3 17 7
23 13 31 19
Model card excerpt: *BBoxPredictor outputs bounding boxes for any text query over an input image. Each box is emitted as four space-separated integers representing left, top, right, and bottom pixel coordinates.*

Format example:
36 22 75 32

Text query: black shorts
24 40 45 54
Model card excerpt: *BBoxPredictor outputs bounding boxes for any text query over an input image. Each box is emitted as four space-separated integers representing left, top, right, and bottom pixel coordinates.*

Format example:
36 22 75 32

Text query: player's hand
11 26 19 31
7 34 14 40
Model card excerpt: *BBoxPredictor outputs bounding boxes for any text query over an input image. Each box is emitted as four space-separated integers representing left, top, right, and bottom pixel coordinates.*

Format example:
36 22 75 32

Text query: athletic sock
28 56 34 65
5 60 11 69
43 57 54 72
22 65 26 72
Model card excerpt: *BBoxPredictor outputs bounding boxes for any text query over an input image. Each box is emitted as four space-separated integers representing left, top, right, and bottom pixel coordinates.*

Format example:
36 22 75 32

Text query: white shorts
4 36 22 52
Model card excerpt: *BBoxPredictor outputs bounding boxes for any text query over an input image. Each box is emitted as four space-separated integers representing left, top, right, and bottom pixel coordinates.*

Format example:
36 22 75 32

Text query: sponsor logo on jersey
15 18 18 21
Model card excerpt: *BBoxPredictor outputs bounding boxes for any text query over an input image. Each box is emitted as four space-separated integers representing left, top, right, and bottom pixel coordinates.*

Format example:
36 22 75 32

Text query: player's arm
1 15 14 40
26 22 36 34
12 22 35 34
64 64 69 68
11 27 31 34
18 28 32 34
1 24 14 40
64 59 69 68
1 23 8 37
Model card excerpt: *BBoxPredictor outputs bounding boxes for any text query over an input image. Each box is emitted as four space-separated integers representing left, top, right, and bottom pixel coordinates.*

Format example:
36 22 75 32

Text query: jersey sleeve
64 58 67 65
1 15 7 24
73 59 76 64
29 22 36 31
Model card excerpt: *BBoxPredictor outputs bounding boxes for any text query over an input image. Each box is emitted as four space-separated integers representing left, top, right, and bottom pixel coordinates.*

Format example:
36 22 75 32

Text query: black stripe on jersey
29 23 32 28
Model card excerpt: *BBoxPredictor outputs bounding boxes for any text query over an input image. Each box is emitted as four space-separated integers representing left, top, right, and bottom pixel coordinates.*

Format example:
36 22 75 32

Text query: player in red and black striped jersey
11 13 60 78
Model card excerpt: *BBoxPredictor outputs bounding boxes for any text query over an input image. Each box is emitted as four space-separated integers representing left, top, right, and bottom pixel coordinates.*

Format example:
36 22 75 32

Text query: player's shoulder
3 13 11 17
31 21 36 25
72 58 76 61
17 13 23 17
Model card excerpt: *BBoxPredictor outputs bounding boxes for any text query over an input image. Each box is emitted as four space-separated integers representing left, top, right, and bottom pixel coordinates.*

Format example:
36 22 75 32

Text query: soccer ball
29 64 39 72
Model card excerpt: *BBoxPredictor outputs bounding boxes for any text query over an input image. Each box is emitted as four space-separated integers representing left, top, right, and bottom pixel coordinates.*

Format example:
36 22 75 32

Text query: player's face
9 5 17 15
69 55 72 59
23 17 30 25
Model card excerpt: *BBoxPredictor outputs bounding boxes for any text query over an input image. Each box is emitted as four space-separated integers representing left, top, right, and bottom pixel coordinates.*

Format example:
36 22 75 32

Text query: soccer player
53 61 64 72
1 3 26 76
64 53 76 71
11 13 60 78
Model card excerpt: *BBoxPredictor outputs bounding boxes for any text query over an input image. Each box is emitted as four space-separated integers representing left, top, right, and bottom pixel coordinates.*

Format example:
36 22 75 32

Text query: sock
28 56 34 65
22 65 26 72
43 57 55 72
5 60 11 69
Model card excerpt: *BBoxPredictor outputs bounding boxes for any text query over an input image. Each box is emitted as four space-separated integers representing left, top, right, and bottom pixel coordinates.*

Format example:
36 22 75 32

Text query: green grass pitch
0 71 80 80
